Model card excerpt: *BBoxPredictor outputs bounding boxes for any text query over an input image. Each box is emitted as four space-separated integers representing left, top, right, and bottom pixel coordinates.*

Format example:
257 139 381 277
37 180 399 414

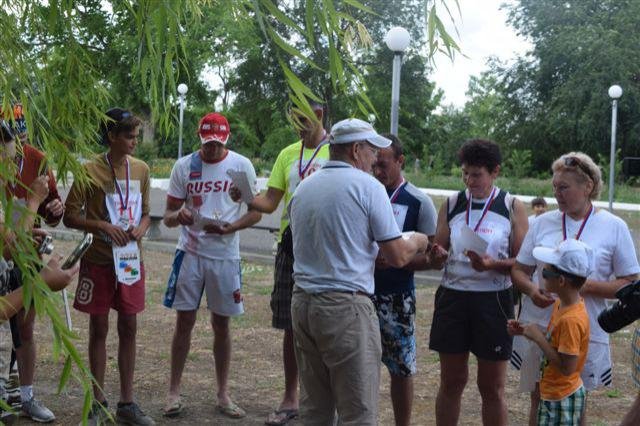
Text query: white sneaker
21 398 55 423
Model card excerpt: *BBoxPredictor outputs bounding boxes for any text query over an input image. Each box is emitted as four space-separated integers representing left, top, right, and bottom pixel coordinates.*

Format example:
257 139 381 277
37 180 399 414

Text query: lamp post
177 83 188 158
608 84 622 211
385 27 410 136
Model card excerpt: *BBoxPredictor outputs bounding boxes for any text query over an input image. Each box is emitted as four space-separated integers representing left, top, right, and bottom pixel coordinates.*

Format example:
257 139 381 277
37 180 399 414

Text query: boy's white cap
329 118 391 148
533 239 594 278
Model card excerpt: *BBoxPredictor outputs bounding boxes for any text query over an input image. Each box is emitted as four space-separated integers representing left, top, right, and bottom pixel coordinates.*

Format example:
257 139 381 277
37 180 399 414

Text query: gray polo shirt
289 160 401 294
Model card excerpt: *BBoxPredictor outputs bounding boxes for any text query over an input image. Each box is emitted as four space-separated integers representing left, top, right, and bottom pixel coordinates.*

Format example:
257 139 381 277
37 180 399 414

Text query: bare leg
435 352 469 426
528 384 540 426
167 310 197 403
390 374 413 426
117 313 137 403
621 392 640 426
15 308 36 390
477 358 508 426
280 328 299 409
211 313 231 405
88 314 109 402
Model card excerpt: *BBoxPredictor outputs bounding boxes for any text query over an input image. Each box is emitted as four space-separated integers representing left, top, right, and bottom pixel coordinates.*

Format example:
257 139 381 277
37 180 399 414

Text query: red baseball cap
198 113 230 145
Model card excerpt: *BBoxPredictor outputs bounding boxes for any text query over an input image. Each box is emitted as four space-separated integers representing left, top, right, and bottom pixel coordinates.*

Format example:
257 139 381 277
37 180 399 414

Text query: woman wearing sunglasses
511 151 640 426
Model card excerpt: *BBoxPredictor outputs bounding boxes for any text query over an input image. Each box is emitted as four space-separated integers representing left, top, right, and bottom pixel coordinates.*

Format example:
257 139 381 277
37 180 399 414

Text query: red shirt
7 144 61 226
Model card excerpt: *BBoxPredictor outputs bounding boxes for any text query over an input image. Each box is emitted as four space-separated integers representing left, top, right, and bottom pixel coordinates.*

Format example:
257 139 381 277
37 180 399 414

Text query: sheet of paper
189 210 228 231
227 170 255 203
459 225 488 254
401 231 415 240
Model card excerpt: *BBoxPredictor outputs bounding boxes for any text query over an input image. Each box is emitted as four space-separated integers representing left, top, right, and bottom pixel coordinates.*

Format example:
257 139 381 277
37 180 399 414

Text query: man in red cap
161 112 261 419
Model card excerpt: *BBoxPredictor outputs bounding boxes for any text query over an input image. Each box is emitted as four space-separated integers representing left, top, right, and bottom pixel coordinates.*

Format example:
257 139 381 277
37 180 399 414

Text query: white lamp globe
608 85 622 99
177 83 188 95
385 27 411 53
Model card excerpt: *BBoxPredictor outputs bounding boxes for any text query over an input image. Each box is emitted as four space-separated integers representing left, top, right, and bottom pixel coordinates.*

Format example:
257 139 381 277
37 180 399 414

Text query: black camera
598 280 640 333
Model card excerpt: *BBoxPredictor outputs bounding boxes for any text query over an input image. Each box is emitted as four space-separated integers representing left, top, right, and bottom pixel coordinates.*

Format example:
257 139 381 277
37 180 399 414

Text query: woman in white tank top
429 139 528 426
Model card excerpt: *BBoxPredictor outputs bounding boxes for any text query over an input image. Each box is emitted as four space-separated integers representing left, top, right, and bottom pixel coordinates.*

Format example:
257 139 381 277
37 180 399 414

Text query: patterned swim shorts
372 290 416 377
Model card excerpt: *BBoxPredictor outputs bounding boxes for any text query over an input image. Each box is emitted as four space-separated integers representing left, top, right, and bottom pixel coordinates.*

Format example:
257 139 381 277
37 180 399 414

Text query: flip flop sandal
163 399 183 418
265 408 299 425
216 401 246 419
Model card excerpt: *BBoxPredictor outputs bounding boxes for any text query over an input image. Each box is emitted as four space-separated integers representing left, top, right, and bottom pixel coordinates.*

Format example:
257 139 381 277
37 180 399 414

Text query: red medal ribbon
105 154 130 212
562 204 593 241
389 178 406 203
298 131 327 179
466 187 498 232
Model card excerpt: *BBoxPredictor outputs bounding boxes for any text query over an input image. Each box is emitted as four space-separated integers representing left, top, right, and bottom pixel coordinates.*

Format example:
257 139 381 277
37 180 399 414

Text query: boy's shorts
537 386 585 426
163 250 243 317
632 327 640 389
372 290 417 377
270 244 294 329
74 259 145 315
429 286 514 361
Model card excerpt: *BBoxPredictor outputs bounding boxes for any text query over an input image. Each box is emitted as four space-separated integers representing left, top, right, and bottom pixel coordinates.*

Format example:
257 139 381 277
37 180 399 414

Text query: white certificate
226 170 255 204
459 225 489 254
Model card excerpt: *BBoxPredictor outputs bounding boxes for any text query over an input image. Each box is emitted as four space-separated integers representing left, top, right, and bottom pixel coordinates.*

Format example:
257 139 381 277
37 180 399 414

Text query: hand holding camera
597 280 640 333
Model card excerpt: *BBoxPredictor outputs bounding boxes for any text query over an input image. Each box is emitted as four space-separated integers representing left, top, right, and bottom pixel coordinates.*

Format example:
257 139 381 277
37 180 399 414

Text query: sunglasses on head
563 156 594 181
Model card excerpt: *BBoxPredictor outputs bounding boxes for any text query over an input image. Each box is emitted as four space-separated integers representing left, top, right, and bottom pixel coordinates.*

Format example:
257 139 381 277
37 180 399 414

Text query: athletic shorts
163 250 243 317
429 286 514 361
270 244 294 329
512 337 612 392
632 327 640 389
511 328 545 392
74 259 145 315
537 386 585 426
372 290 417 377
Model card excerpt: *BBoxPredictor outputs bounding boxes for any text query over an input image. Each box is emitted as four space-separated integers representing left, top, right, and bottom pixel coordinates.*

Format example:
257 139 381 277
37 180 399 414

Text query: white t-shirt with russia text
167 150 257 260
517 209 640 344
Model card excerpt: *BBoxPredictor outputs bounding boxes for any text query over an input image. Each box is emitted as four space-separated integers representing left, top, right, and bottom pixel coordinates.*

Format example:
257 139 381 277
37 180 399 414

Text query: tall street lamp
608 84 622 211
385 27 410 136
177 83 188 158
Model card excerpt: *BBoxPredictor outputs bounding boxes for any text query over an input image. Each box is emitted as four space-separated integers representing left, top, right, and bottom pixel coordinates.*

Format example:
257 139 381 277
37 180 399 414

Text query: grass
148 160 640 204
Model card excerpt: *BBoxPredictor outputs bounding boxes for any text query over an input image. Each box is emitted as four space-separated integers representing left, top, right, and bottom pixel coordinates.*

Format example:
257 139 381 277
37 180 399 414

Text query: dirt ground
13 239 639 425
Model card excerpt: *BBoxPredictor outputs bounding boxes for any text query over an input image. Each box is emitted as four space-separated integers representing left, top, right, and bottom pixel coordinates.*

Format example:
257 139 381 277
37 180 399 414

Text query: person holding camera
511 152 640 426
509 239 593 425
63 108 154 425
1 115 65 422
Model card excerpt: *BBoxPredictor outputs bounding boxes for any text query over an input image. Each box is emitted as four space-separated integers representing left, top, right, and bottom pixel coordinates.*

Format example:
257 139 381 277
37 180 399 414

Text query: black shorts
429 286 514 361
270 243 295 330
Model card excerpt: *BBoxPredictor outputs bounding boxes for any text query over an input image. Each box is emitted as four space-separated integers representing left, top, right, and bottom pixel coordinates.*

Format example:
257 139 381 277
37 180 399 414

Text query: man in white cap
162 112 261 419
288 118 431 425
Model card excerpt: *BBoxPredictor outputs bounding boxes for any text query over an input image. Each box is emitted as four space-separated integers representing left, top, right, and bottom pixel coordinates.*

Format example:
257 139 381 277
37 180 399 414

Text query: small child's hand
507 319 524 336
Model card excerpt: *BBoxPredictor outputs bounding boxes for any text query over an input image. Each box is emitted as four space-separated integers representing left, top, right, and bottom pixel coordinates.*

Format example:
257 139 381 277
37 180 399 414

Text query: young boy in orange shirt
508 239 592 426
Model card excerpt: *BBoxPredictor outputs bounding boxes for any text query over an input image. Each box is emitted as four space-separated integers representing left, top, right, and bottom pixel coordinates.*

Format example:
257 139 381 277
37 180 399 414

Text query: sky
429 0 532 108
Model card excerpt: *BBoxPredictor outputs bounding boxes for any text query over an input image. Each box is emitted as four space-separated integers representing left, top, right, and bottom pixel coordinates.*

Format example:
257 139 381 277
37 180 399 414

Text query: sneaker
21 398 55 423
115 402 155 426
0 408 17 425
81 401 112 426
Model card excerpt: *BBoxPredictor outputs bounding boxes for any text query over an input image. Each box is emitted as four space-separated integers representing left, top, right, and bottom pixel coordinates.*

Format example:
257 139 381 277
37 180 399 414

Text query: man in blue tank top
372 134 444 426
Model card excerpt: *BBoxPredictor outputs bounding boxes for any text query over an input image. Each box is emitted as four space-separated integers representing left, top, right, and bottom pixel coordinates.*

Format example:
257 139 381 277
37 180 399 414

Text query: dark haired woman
429 139 528 426
64 108 155 425
511 151 640 426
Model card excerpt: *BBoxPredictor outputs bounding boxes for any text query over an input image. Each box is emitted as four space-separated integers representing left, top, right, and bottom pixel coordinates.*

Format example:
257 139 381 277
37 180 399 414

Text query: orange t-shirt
539 299 590 401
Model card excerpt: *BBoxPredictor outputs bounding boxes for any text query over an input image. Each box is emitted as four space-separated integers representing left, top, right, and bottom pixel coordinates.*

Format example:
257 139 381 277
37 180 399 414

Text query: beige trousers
291 288 382 426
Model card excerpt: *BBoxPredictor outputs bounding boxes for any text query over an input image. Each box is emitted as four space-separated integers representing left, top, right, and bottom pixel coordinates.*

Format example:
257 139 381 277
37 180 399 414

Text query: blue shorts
372 290 416 377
